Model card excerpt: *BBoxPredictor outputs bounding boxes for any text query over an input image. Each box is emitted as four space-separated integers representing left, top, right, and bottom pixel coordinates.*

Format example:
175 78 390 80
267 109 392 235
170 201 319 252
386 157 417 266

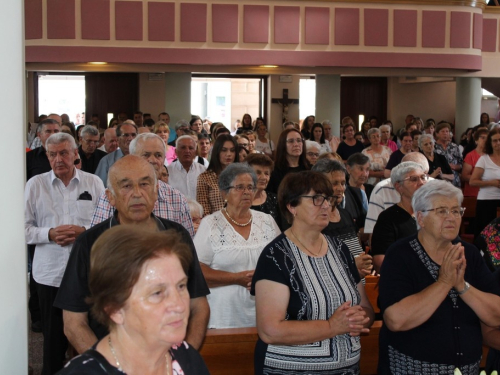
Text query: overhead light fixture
88 62 108 65
260 65 278 68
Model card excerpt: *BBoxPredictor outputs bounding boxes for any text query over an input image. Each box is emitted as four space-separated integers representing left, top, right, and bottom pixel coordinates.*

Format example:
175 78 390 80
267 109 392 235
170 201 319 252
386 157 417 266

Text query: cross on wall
272 89 299 123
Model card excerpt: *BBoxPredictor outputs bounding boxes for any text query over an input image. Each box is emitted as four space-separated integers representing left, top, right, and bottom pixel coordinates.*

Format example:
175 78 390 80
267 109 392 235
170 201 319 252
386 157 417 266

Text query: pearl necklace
290 229 323 257
108 336 170 374
223 207 253 227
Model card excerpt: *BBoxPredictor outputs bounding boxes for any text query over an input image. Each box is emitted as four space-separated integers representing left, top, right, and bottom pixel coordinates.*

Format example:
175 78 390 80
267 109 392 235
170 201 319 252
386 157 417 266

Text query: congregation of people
25 110 500 374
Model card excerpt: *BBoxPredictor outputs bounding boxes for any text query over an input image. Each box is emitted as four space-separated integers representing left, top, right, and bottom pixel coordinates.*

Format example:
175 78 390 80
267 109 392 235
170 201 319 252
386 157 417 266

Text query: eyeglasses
120 133 137 139
306 152 320 158
421 206 465 218
299 195 335 206
402 174 429 183
228 185 257 193
286 138 304 144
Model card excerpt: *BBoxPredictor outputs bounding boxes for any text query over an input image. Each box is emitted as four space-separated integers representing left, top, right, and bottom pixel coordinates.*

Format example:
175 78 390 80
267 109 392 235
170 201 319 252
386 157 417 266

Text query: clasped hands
437 243 467 292
49 225 85 246
355 254 373 277
328 301 370 337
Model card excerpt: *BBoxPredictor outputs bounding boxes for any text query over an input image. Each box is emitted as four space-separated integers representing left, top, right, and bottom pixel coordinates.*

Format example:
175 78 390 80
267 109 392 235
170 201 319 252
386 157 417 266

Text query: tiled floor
28 321 43 375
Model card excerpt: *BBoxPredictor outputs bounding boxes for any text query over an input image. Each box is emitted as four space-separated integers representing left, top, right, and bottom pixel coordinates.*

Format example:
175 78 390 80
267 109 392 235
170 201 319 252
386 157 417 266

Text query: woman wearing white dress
194 163 280 329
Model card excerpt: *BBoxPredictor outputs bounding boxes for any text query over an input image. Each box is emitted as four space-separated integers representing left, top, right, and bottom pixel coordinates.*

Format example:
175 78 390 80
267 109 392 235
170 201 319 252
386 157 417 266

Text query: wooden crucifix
272 89 299 123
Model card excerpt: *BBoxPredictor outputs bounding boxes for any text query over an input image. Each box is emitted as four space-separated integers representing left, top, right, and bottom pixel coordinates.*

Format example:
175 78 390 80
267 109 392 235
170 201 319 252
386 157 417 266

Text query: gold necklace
290 229 323 257
223 207 253 227
108 336 171 374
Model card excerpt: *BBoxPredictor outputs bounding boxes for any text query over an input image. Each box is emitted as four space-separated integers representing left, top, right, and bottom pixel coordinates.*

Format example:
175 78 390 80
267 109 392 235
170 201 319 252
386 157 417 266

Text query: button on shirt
90 180 195 237
167 160 206 200
24 169 105 287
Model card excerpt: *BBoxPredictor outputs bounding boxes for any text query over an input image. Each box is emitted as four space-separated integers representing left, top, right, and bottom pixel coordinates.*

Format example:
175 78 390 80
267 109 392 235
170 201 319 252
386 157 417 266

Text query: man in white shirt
24 132 104 375
168 135 206 200
365 152 430 236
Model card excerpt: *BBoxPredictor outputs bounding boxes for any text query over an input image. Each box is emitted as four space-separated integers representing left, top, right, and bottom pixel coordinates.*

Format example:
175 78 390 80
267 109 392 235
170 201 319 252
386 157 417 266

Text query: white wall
1 0 28 373
387 77 457 133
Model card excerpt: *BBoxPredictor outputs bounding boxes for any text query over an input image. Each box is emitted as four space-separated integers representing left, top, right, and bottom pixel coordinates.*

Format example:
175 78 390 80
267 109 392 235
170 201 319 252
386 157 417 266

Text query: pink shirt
381 139 398 153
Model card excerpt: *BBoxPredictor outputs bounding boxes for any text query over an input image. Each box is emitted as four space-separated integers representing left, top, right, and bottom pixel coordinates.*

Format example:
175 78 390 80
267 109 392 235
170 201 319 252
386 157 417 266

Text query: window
191 76 266 132
300 77 316 120
37 74 86 125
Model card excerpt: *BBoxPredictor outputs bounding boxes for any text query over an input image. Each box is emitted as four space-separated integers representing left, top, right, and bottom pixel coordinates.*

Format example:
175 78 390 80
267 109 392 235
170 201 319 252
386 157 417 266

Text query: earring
224 199 228 208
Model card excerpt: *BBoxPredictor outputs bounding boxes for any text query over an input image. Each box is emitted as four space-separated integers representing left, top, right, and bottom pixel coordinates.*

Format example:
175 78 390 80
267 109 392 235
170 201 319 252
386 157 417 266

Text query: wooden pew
199 321 489 375
199 322 382 375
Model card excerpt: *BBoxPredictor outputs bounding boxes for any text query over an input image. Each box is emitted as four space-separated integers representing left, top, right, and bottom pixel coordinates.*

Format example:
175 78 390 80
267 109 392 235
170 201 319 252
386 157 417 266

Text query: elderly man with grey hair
95 120 138 186
168 135 206 200
169 119 190 146
365 152 431 236
90 133 195 237
25 132 104 374
371 161 429 273
54 155 209 357
78 125 107 174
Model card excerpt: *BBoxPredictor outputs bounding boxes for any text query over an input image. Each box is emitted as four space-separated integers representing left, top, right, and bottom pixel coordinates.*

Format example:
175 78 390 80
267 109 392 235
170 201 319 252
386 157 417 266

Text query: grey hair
379 124 391 133
175 119 190 130
322 120 332 127
218 163 257 192
129 133 166 156
45 132 77 150
175 135 197 148
367 128 380 138
390 161 424 186
312 158 346 175
489 123 500 131
418 133 435 149
305 140 321 151
412 180 463 226
80 125 99 138
187 198 204 218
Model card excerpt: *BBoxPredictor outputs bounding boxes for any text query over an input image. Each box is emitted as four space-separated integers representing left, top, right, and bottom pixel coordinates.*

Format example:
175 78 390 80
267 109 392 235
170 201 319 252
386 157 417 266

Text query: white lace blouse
194 209 280 328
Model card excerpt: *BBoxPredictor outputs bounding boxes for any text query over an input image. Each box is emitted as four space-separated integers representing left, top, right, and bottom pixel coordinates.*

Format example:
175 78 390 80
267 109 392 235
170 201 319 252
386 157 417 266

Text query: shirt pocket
76 200 94 225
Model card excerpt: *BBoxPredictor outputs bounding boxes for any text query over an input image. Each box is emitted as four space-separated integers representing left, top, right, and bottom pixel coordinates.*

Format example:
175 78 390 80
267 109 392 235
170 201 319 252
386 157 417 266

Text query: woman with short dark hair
252 171 374 374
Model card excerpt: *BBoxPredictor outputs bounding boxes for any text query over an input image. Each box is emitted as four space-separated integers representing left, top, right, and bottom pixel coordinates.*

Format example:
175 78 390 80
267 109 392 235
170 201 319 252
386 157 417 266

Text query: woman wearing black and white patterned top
251 171 374 374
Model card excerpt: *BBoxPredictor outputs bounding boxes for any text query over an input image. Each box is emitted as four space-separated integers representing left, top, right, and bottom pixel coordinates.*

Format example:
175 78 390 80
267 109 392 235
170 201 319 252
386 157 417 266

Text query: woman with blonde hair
153 121 176 164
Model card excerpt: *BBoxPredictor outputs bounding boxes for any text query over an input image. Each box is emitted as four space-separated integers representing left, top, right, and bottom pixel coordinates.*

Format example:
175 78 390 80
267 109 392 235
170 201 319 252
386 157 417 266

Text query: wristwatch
457 281 470 295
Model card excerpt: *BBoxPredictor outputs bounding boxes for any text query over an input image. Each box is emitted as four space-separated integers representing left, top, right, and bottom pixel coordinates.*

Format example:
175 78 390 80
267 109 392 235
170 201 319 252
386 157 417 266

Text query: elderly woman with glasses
251 171 374 374
194 163 280 329
378 180 500 374
371 162 428 273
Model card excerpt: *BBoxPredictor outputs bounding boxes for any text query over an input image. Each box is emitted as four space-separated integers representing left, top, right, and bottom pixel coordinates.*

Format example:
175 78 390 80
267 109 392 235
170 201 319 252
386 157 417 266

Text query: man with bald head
365 152 431 236
97 128 118 153
54 155 209 354
91 133 195 236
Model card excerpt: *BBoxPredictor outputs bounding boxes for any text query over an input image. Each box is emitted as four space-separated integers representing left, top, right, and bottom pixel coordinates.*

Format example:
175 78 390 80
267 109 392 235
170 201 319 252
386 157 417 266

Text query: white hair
129 133 166 156
305 140 321 151
45 132 77 150
175 135 197 148
390 161 424 186
380 124 391 133
187 198 203 218
418 133 435 149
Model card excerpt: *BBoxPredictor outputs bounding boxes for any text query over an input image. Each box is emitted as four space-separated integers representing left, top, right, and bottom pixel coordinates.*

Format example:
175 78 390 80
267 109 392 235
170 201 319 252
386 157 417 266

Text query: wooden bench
199 322 382 375
199 321 489 375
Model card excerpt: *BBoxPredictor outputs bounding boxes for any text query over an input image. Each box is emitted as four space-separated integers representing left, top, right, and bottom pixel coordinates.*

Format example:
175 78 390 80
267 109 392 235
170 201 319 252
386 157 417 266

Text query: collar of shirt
110 210 166 230
50 168 81 185
172 159 194 172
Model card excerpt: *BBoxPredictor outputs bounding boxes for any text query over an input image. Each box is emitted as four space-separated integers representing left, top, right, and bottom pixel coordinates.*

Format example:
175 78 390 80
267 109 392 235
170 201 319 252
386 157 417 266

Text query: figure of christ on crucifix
272 89 299 123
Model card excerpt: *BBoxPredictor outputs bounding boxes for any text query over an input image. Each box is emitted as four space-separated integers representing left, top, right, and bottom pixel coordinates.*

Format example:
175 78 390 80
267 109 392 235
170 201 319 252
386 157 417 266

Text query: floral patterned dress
362 145 392 185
